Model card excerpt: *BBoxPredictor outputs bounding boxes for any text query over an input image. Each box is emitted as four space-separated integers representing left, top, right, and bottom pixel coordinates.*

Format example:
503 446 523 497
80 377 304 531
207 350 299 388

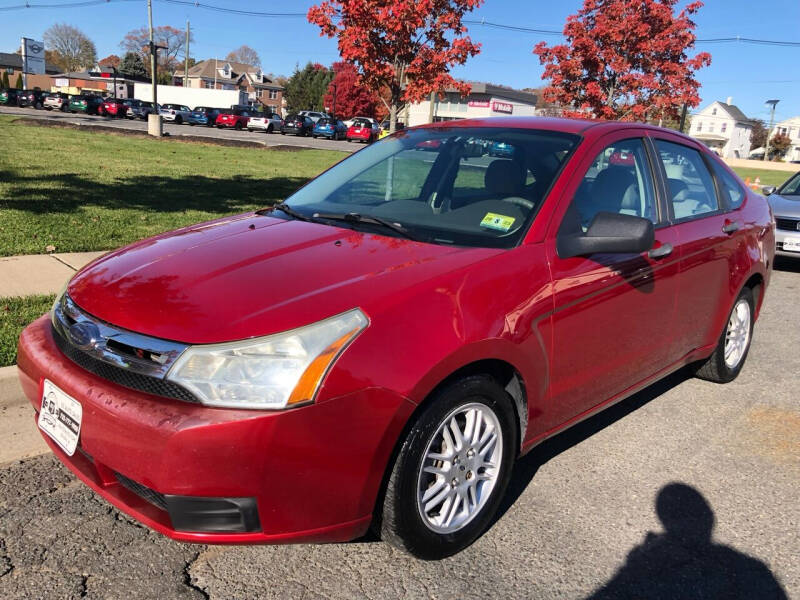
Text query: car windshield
274 127 579 248
778 172 800 196
317 118 330 126
353 119 371 127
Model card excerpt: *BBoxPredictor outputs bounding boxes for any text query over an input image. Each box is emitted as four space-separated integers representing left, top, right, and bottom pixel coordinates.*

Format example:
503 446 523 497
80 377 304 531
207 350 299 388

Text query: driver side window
570 138 657 231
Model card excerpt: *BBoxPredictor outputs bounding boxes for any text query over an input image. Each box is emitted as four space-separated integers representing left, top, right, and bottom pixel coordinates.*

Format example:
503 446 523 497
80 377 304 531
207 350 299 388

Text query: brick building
0 51 59 89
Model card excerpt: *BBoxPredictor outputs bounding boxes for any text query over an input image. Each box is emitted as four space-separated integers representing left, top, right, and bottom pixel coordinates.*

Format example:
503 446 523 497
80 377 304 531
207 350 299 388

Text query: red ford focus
18 117 774 559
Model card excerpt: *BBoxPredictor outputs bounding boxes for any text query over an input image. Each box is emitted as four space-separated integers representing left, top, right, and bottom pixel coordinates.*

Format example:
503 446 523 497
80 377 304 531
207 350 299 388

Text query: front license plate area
783 238 800 253
38 380 82 456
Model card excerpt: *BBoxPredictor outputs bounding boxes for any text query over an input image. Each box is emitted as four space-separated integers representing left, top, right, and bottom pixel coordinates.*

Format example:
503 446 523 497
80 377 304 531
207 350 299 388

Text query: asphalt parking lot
0 257 798 600
0 106 356 153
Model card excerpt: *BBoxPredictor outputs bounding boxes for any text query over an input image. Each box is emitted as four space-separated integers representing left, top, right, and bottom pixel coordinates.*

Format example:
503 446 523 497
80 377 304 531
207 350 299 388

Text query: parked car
123 99 156 120
763 171 800 257
489 141 515 158
0 88 20 105
160 103 193 124
44 92 70 111
215 107 253 130
297 110 329 123
68 95 104 115
247 112 283 133
346 117 380 143
18 118 773 561
16 89 46 109
185 109 209 126
378 121 405 139
312 117 347 140
100 98 128 118
192 107 224 127
280 114 314 136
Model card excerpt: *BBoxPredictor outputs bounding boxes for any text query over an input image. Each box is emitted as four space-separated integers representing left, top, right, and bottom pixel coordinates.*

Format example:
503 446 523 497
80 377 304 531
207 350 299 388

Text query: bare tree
120 25 192 75
44 23 97 73
225 45 261 68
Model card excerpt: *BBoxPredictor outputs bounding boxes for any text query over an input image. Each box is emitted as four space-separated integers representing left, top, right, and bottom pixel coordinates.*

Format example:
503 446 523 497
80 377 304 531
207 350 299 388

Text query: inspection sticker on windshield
480 213 515 232
38 380 82 456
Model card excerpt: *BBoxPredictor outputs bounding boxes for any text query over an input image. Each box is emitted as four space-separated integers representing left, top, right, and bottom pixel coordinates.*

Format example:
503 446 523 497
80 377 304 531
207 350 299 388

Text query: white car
159 103 193 125
298 110 329 123
247 112 283 133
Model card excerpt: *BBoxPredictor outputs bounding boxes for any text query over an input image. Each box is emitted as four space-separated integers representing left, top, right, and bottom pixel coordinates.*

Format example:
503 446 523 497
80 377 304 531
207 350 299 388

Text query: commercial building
405 82 538 127
0 51 59 89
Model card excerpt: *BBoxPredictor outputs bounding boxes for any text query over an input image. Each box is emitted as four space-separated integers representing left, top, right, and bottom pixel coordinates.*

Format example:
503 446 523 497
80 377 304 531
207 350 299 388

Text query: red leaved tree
533 0 711 122
324 62 378 119
98 54 121 69
308 0 484 131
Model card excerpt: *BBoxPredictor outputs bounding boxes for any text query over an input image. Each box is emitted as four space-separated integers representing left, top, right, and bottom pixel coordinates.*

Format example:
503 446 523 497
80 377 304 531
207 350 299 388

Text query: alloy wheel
416 402 503 534
724 298 751 368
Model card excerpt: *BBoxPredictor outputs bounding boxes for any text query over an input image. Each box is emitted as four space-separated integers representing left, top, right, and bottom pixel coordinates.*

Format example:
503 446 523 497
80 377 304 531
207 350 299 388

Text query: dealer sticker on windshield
38 380 82 456
480 213 516 232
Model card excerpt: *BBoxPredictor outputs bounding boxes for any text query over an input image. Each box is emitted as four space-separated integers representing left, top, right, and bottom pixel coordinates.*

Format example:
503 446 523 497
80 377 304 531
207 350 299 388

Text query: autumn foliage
533 0 711 122
324 62 378 118
308 0 484 130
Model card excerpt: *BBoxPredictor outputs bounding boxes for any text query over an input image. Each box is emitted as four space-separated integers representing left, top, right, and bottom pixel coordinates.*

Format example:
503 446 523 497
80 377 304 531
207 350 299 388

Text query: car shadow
494 367 693 523
586 483 788 599
773 255 800 273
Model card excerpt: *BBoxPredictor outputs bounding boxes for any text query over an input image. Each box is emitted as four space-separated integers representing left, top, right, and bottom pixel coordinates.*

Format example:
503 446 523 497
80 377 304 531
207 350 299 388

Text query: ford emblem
68 322 100 350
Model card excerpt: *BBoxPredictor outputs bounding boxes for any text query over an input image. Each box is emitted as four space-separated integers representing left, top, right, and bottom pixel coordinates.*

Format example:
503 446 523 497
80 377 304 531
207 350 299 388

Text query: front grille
52 325 198 403
114 471 168 511
776 217 800 231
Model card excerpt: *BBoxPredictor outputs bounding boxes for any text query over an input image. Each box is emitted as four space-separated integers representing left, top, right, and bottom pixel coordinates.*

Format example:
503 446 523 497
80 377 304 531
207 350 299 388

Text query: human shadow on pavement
587 483 788 599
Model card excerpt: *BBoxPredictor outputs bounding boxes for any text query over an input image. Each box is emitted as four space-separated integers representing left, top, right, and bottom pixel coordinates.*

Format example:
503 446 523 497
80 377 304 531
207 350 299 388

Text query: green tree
750 119 767 150
285 63 334 112
768 133 791 161
119 52 147 78
14 73 23 89
2 71 9 88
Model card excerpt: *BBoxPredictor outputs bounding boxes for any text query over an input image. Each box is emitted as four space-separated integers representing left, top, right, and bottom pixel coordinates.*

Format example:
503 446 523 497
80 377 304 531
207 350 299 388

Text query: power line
3 0 800 48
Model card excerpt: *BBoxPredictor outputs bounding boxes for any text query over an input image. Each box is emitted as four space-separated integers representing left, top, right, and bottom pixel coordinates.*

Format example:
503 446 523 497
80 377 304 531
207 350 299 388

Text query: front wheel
175 115 183 125
694 287 755 383
377 375 517 559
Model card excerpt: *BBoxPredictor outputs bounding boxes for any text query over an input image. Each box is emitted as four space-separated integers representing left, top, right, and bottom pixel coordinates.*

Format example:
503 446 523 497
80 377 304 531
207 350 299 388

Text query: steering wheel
501 196 535 210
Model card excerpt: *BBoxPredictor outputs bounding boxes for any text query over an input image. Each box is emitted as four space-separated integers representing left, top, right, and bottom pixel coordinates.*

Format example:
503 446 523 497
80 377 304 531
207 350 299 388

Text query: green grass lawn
0 116 344 256
0 295 54 367
730 167 793 188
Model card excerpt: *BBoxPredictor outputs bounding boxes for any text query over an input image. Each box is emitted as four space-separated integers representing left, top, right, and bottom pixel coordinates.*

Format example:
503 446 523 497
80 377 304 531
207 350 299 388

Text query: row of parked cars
1 88 390 143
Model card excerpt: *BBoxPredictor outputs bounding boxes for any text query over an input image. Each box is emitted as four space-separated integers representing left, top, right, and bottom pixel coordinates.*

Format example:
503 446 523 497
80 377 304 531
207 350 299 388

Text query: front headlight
166 309 368 410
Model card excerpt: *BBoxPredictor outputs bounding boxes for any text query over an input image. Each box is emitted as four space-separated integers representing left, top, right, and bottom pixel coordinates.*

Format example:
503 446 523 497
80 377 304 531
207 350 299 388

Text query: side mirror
557 212 655 258
762 186 777 196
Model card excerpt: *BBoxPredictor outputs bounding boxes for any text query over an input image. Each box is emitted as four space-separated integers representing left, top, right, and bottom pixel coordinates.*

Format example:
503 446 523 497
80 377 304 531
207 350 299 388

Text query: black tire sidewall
707 287 755 382
384 376 517 559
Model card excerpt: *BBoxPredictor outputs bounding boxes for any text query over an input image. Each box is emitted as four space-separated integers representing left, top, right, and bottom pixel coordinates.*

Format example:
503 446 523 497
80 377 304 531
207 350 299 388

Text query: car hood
67 213 495 344
768 194 800 218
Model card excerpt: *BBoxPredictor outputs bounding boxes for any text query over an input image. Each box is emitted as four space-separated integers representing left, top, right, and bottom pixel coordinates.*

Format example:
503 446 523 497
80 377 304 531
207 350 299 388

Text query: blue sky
2 0 798 123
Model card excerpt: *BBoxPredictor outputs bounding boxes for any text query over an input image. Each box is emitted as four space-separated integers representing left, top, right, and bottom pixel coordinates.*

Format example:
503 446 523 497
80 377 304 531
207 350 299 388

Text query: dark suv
17 89 46 109
281 114 315 136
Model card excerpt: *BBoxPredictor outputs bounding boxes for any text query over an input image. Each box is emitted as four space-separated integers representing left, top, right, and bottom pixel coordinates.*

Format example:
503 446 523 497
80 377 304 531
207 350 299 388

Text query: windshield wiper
312 212 420 241
257 202 317 223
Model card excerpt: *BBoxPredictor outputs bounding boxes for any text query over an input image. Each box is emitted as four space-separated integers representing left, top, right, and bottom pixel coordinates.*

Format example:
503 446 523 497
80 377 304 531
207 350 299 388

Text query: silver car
764 172 800 257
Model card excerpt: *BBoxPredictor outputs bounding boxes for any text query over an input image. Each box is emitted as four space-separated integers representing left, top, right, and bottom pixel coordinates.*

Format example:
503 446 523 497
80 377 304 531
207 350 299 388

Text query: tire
267 124 273 134
377 375 517 559
312 134 317 139
175 115 183 125
235 122 243 131
189 122 195 126
694 287 755 383
281 131 285 135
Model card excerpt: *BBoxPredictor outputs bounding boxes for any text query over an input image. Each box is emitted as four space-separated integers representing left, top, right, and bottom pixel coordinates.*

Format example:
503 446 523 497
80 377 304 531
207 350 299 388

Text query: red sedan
100 98 128 118
18 117 773 559
346 117 379 143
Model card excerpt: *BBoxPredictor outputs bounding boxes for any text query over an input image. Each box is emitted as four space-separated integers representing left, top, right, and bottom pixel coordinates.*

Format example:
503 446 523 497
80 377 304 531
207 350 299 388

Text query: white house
770 116 800 162
405 82 538 127
691 98 752 159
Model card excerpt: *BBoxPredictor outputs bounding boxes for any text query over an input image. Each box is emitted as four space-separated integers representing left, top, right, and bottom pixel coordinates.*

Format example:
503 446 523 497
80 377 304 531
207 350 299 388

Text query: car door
649 134 745 352
544 132 681 429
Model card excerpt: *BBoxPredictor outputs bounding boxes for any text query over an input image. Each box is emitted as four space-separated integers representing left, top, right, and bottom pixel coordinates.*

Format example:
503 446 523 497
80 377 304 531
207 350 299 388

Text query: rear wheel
234 122 243 130
267 124 273 134
377 375 517 559
175 115 183 125
694 287 755 383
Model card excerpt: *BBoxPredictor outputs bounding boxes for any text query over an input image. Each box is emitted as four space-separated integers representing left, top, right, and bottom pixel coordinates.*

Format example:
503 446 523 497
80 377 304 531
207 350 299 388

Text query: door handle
722 221 741 234
648 243 673 259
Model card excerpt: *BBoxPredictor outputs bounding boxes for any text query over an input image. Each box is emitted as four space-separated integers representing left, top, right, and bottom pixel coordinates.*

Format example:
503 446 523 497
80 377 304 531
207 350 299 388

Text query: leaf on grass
45 245 56 253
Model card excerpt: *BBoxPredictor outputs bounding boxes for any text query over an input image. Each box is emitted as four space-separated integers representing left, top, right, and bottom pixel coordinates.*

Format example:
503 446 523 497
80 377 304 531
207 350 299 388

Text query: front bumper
18 315 415 544
775 226 800 257
187 116 208 125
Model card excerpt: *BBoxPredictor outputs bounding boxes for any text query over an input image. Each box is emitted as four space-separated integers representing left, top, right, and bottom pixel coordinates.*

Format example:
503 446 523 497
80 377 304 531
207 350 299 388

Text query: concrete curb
0 365 24 408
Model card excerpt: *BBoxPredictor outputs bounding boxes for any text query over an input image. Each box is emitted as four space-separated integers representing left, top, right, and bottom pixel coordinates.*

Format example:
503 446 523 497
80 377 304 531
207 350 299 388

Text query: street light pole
764 99 779 161
147 0 162 137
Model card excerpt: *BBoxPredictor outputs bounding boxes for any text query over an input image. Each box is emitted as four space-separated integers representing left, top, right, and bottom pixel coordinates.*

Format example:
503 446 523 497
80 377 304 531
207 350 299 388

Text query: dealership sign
491 101 513 114
468 100 490 108
21 37 45 75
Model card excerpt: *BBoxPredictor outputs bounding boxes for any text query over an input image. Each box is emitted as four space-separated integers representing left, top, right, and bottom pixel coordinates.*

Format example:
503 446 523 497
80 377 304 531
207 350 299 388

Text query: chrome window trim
52 294 188 380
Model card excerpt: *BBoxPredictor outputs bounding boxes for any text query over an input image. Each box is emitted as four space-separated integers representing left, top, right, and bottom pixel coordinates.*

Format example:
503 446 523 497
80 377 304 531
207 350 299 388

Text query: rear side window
655 140 719 220
711 162 746 209
568 138 658 231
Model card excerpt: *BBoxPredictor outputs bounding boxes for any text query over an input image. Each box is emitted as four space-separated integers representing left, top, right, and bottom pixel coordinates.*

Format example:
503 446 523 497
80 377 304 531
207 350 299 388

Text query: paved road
0 106 356 153
1 259 798 599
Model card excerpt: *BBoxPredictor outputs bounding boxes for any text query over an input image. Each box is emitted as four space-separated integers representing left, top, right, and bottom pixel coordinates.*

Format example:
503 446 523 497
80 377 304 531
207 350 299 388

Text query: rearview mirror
762 186 777 196
557 212 655 258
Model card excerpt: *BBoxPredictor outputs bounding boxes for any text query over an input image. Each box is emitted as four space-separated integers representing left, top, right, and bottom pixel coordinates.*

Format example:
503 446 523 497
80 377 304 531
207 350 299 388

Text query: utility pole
184 19 190 88
147 0 161 136
678 103 688 133
427 91 436 124
763 99 779 161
